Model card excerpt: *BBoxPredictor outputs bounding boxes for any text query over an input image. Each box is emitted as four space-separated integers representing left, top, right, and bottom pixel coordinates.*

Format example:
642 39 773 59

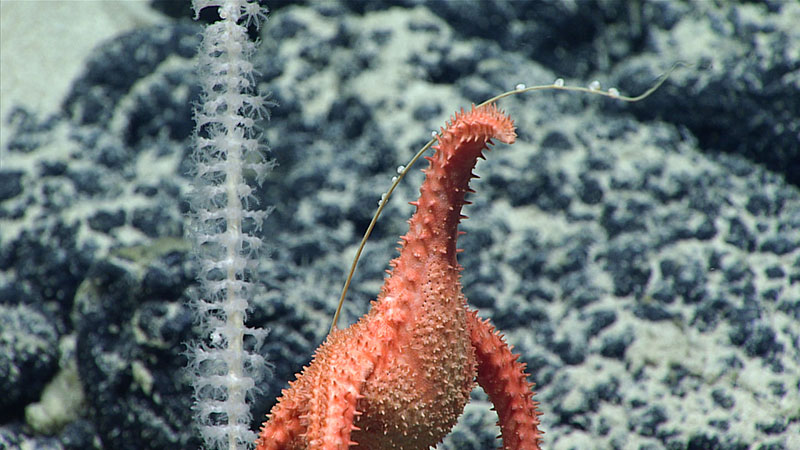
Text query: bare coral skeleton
257 104 542 449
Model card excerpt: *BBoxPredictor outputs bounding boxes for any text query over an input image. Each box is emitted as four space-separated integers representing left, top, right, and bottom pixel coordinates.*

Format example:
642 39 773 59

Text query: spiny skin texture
256 104 542 449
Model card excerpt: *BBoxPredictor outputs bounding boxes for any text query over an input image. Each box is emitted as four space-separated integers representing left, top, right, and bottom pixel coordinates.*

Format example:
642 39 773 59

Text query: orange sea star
256 104 542 449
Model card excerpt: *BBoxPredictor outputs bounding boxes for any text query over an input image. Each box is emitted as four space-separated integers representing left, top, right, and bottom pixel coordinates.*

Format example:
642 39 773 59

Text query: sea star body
257 104 542 449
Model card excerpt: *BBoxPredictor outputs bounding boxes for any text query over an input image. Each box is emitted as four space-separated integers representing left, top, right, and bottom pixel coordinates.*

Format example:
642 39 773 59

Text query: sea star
257 104 542 449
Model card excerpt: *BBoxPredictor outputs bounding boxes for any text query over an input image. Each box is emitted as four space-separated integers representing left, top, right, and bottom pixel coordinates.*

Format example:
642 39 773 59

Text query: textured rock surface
1 1 798 449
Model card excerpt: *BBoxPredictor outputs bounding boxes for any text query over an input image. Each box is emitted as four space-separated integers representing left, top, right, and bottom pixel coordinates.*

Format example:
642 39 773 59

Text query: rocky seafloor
1 1 798 449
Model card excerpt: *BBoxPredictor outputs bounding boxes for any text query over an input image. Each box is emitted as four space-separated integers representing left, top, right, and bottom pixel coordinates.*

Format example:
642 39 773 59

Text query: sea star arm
256 329 374 450
256 392 305 449
467 309 542 450
302 362 366 450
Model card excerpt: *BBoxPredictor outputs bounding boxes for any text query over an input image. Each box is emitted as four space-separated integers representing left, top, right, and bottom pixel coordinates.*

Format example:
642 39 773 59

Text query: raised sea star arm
467 310 543 450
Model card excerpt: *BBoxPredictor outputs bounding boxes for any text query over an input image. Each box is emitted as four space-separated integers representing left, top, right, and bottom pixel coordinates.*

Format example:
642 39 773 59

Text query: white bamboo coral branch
187 1 272 449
